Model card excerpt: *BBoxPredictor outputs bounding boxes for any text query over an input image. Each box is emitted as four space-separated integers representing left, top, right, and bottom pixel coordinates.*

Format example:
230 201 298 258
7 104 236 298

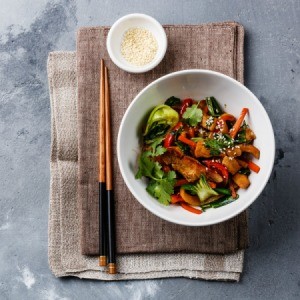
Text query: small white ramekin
106 13 167 73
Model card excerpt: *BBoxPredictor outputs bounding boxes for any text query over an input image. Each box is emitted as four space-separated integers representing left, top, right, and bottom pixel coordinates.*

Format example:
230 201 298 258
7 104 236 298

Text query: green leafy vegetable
146 171 176 205
135 152 176 205
148 137 167 157
182 104 203 126
144 105 179 143
181 175 218 202
165 96 181 107
144 122 170 143
204 134 234 155
205 96 223 116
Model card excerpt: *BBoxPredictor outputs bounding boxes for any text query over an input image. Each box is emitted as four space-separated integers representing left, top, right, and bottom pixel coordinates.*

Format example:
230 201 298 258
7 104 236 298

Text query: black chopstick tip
99 256 107 267
107 263 117 274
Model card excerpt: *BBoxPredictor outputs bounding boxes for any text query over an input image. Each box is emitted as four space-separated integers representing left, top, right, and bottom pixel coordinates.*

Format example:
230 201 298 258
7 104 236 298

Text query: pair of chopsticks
98 59 116 274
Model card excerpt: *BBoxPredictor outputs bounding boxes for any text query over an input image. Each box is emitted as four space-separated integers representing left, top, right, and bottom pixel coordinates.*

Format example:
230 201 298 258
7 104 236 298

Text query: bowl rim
106 13 167 74
117 69 275 226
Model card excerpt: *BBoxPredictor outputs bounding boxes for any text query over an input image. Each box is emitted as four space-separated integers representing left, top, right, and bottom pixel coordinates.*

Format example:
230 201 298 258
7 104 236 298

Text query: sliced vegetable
163 133 175 148
203 160 229 184
214 188 231 195
205 96 223 116
180 202 202 214
170 194 184 204
174 179 189 187
247 161 260 173
180 98 193 115
202 196 237 209
230 108 249 139
163 121 184 148
178 133 196 148
180 187 200 206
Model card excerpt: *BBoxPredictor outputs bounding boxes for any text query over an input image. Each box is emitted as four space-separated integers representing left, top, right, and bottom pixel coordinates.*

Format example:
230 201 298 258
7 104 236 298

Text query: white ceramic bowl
107 13 167 73
117 70 275 226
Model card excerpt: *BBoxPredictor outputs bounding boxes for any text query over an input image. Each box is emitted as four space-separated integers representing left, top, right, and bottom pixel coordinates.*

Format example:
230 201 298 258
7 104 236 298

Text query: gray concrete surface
0 0 299 299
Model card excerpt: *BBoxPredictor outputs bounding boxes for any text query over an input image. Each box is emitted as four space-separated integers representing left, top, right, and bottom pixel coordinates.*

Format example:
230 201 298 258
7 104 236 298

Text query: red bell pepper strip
180 202 202 214
203 160 229 184
163 133 175 148
163 122 183 148
174 179 189 187
180 98 193 115
172 121 183 131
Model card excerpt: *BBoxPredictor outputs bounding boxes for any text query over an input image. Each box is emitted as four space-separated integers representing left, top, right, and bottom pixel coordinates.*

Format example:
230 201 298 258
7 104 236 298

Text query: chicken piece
226 146 242 157
245 128 256 141
194 140 212 158
202 114 217 131
215 119 229 134
161 148 204 182
233 173 250 189
222 156 241 175
240 144 260 159
160 147 183 163
160 147 222 183
174 156 205 182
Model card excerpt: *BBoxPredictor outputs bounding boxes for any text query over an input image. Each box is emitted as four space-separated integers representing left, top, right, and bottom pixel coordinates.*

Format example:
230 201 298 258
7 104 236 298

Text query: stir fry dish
135 96 260 214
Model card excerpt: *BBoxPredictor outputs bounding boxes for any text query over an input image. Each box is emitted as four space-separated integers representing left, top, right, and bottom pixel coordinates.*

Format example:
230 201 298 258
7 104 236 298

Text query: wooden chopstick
104 66 117 274
98 59 107 267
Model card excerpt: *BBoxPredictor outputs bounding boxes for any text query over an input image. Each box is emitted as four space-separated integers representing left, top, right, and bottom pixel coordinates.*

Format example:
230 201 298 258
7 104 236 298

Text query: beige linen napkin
48 51 244 281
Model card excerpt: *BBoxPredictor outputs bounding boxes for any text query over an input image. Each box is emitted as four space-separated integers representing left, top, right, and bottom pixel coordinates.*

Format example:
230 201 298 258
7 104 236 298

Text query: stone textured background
0 0 299 299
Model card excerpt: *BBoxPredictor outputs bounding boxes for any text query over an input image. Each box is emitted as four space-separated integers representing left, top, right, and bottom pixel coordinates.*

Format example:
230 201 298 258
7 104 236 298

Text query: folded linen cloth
48 51 244 281
77 23 248 255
